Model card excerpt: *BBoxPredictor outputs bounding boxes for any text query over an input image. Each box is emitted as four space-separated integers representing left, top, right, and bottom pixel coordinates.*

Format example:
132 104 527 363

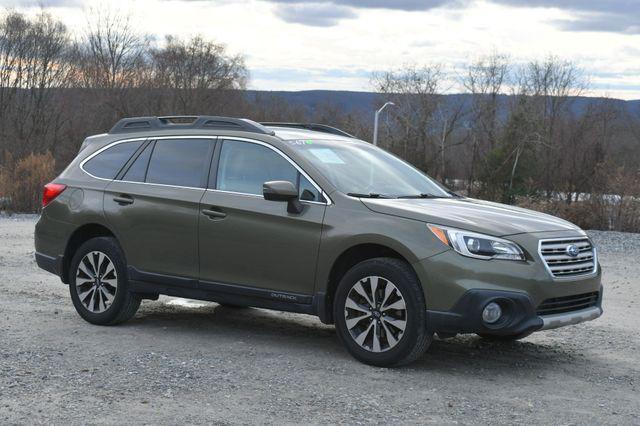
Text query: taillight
42 183 67 208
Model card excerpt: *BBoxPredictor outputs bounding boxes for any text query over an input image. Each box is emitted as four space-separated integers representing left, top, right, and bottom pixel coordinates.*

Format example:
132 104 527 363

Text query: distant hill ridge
245 90 640 119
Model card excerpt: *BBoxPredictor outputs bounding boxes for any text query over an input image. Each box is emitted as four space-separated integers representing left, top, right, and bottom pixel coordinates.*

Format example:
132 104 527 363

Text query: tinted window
122 142 153 182
146 139 212 187
83 141 143 179
299 175 322 202
217 141 298 195
290 140 451 198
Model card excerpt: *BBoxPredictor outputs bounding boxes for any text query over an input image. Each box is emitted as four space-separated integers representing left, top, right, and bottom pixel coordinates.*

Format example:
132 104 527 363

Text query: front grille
536 291 599 316
539 237 596 278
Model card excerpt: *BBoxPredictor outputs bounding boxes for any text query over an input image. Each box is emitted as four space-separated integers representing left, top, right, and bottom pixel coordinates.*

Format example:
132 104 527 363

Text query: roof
84 116 365 153
267 126 357 142
260 122 354 138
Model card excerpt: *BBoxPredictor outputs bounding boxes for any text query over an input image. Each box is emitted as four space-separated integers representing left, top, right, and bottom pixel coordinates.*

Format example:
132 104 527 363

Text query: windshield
288 139 452 198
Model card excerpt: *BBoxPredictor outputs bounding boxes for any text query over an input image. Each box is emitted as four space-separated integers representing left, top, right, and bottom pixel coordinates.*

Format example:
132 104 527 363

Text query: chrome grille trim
538 237 598 280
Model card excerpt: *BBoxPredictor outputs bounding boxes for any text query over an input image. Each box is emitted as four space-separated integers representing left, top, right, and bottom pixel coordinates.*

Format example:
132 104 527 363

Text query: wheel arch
61 223 119 284
316 241 418 324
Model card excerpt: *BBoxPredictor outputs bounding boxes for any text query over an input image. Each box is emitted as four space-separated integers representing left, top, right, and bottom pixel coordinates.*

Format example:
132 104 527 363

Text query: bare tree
0 12 30 126
372 64 445 170
74 9 150 119
516 56 587 199
244 92 307 122
149 35 247 114
462 53 510 194
0 11 73 158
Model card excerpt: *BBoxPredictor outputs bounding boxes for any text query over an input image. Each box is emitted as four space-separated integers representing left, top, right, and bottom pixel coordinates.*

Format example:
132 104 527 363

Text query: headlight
427 224 525 261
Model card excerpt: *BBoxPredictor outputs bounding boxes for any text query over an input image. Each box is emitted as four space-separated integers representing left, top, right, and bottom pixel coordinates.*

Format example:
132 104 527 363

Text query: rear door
198 138 327 295
104 137 215 280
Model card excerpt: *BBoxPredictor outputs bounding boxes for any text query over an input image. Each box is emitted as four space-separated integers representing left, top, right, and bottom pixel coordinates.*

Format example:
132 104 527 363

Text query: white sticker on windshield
309 148 345 164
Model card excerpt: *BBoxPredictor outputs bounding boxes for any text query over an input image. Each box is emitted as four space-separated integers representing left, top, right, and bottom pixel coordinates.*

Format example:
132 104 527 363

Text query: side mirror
263 180 303 214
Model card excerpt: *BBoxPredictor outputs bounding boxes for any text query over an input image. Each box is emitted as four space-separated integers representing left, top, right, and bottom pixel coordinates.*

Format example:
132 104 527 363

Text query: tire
333 257 431 367
68 237 141 325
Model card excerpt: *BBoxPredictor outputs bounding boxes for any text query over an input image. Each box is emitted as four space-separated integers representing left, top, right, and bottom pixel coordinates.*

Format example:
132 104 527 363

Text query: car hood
361 197 581 237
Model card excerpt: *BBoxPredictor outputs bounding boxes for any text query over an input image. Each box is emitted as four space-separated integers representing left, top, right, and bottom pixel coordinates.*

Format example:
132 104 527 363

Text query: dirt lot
0 216 639 425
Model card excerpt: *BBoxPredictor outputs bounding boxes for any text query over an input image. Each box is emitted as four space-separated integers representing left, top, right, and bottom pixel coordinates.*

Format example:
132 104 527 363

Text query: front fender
313 202 447 295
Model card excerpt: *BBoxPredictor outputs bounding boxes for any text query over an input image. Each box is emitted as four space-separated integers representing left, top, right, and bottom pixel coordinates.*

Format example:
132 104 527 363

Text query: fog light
482 302 502 324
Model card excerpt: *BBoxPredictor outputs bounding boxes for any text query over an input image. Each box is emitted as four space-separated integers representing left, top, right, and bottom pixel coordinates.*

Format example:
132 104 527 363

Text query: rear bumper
35 252 64 277
427 286 603 337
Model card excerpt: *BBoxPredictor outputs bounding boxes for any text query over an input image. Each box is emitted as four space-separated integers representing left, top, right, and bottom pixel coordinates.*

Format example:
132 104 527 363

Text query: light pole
373 101 395 146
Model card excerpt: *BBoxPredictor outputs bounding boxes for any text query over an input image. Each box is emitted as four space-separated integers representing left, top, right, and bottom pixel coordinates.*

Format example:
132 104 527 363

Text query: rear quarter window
83 141 143 179
122 142 153 182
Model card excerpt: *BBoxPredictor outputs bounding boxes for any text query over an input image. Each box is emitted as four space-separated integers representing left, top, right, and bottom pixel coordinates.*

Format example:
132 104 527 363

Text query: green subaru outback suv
35 116 602 367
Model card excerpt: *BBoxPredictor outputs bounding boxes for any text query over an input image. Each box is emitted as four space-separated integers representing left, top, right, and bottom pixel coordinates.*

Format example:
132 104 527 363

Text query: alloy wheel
344 276 407 353
75 251 118 313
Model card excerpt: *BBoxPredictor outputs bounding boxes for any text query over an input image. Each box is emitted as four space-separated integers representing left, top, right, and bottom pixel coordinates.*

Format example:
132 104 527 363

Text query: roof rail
260 122 355 138
109 116 275 135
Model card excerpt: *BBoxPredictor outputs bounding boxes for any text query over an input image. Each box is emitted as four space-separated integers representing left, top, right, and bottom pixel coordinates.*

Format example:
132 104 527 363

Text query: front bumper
540 305 602 330
426 286 603 337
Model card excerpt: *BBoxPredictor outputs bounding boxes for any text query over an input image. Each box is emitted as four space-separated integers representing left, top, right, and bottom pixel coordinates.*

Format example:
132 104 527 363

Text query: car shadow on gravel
125 301 581 372
413 336 580 373
126 302 345 355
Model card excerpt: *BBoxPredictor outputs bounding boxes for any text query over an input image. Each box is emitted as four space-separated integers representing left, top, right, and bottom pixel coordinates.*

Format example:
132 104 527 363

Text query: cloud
268 0 465 11
490 0 640 34
266 0 640 33
272 2 356 26
553 13 640 35
5 0 640 34
0 0 80 6
266 0 468 27
252 67 373 80
489 0 634 14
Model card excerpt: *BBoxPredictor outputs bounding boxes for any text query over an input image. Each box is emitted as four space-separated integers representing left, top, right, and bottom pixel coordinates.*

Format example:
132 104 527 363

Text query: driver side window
215 140 323 202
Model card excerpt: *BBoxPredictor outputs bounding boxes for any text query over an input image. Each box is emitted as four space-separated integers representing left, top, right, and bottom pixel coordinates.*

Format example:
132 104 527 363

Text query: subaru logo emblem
565 244 580 257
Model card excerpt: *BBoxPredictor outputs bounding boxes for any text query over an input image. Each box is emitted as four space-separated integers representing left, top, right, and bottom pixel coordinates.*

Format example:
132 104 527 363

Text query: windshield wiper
397 193 447 199
347 192 392 199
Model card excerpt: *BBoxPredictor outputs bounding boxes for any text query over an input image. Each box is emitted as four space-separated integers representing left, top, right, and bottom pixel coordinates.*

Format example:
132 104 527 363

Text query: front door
104 137 215 280
198 138 327 295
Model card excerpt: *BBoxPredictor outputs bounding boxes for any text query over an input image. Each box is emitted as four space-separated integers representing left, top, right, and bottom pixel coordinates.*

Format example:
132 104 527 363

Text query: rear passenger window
122 142 153 182
83 141 143 179
145 139 212 188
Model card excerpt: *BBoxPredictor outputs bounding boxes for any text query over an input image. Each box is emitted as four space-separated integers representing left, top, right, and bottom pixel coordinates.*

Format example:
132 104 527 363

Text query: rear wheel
334 257 431 367
69 237 140 325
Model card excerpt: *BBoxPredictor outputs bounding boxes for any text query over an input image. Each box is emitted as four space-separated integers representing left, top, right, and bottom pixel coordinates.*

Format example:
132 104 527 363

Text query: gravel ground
0 216 639 425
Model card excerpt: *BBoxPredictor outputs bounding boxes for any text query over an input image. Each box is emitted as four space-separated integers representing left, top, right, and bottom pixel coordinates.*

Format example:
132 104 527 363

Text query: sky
2 0 640 100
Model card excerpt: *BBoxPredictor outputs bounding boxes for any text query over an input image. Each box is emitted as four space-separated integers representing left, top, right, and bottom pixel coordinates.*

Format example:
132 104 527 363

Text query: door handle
202 208 227 219
113 195 134 205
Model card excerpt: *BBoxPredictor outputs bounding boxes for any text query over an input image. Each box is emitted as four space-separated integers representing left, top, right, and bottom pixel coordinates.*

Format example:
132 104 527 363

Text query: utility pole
373 102 395 146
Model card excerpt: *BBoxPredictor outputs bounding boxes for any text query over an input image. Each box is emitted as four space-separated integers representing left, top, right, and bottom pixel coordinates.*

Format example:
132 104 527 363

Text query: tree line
0 10 639 232
371 56 640 232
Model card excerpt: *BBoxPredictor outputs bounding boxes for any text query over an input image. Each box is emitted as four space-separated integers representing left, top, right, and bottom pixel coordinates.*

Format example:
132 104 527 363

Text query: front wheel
69 237 141 325
333 258 431 367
